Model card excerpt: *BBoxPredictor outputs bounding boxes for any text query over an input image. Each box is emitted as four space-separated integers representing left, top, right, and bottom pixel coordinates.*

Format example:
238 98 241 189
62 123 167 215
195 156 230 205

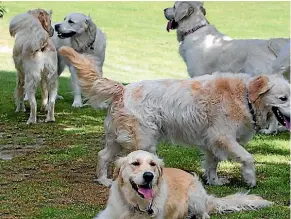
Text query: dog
59 46 290 188
9 9 58 124
52 12 106 108
94 150 272 219
164 1 290 79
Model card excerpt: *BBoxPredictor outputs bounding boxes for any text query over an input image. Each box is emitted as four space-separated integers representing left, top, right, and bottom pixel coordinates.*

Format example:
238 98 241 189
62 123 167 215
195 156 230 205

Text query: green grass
0 2 290 219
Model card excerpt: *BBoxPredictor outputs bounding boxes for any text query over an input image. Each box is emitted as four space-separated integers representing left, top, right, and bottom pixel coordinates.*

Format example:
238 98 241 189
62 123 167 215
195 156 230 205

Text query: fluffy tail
208 192 272 214
58 46 124 108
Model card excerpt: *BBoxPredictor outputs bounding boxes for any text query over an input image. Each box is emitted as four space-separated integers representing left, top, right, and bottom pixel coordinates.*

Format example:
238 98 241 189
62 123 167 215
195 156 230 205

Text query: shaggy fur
59 46 290 188
94 150 272 219
52 12 106 108
10 9 58 124
164 1 290 78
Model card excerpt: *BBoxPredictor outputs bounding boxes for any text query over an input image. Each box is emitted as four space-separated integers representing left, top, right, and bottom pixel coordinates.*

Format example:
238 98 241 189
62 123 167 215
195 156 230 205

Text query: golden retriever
59 46 290 188
94 150 271 219
9 9 58 124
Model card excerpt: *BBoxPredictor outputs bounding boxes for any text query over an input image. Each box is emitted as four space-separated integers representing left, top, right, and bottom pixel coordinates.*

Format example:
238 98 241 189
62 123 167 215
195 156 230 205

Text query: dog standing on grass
9 9 58 124
94 150 272 219
52 12 107 108
59 46 290 188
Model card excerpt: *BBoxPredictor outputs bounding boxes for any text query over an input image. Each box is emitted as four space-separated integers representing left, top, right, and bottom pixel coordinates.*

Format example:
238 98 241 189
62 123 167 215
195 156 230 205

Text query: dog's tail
208 192 272 215
59 46 125 108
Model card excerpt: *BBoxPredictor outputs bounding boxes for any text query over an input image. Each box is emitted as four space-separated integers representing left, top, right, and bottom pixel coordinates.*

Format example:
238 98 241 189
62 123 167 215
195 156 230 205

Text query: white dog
164 1 290 78
52 12 106 108
10 9 58 124
94 150 272 219
59 46 290 188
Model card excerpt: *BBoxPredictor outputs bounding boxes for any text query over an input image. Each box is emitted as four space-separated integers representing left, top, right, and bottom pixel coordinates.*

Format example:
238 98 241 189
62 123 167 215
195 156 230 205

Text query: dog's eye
68 20 74 24
132 161 140 166
150 162 156 167
279 96 288 102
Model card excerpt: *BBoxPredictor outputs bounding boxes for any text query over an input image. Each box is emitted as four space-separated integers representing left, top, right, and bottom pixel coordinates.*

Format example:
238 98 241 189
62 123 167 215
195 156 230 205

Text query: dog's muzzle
272 106 290 130
54 24 76 39
130 174 154 200
164 8 178 32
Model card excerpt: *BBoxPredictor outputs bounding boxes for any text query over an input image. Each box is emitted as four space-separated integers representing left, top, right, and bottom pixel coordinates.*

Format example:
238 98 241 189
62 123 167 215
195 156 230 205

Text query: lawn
0 1 290 219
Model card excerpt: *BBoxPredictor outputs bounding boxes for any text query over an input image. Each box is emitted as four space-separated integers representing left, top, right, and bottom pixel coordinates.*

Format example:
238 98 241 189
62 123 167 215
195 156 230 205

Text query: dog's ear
249 75 274 103
113 157 127 180
85 14 91 23
200 4 206 16
47 9 52 16
174 2 194 22
156 157 164 185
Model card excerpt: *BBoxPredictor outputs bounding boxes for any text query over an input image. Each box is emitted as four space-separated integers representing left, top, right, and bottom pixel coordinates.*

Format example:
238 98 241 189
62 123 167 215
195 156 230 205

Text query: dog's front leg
69 65 83 107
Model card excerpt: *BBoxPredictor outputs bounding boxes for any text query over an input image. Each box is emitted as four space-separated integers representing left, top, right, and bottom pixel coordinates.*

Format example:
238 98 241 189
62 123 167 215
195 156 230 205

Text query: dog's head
28 9 54 37
114 150 164 200
249 75 290 130
54 13 92 39
164 1 206 32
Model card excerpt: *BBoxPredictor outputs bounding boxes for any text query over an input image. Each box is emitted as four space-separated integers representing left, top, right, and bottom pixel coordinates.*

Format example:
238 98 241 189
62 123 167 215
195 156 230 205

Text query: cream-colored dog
94 150 272 219
164 1 290 78
59 46 290 188
52 12 106 108
9 9 58 124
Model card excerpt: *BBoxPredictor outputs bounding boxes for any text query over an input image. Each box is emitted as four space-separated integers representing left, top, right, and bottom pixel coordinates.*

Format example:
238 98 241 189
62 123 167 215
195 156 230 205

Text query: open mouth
272 107 290 130
166 19 178 32
130 179 153 200
56 31 76 39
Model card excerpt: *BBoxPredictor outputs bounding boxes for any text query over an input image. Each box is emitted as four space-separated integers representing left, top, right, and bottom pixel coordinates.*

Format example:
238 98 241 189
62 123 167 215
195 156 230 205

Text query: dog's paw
72 101 83 108
245 178 256 188
26 118 37 124
208 177 229 186
94 177 113 187
45 117 55 123
56 94 64 100
259 129 277 135
15 106 26 112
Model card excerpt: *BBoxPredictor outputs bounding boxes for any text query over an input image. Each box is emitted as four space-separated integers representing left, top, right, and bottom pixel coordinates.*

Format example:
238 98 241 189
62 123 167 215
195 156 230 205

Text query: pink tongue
285 119 290 130
166 20 173 32
138 187 153 200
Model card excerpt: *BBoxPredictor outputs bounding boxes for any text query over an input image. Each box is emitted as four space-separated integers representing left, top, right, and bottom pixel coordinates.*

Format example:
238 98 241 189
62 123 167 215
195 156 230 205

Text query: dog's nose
143 172 154 183
164 8 167 12
54 24 60 31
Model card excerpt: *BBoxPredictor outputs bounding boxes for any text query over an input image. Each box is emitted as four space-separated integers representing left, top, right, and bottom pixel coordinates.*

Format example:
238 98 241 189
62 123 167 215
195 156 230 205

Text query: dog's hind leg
15 70 26 112
45 80 58 123
25 76 39 124
96 134 121 187
202 151 229 186
41 78 48 112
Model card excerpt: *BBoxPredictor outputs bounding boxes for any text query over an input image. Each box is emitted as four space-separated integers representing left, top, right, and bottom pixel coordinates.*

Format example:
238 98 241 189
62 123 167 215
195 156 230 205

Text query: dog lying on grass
59 46 290 188
94 150 272 219
9 9 58 124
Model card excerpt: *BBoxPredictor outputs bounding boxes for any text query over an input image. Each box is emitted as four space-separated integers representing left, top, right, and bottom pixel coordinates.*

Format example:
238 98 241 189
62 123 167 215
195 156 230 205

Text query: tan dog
94 150 272 219
9 9 58 124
